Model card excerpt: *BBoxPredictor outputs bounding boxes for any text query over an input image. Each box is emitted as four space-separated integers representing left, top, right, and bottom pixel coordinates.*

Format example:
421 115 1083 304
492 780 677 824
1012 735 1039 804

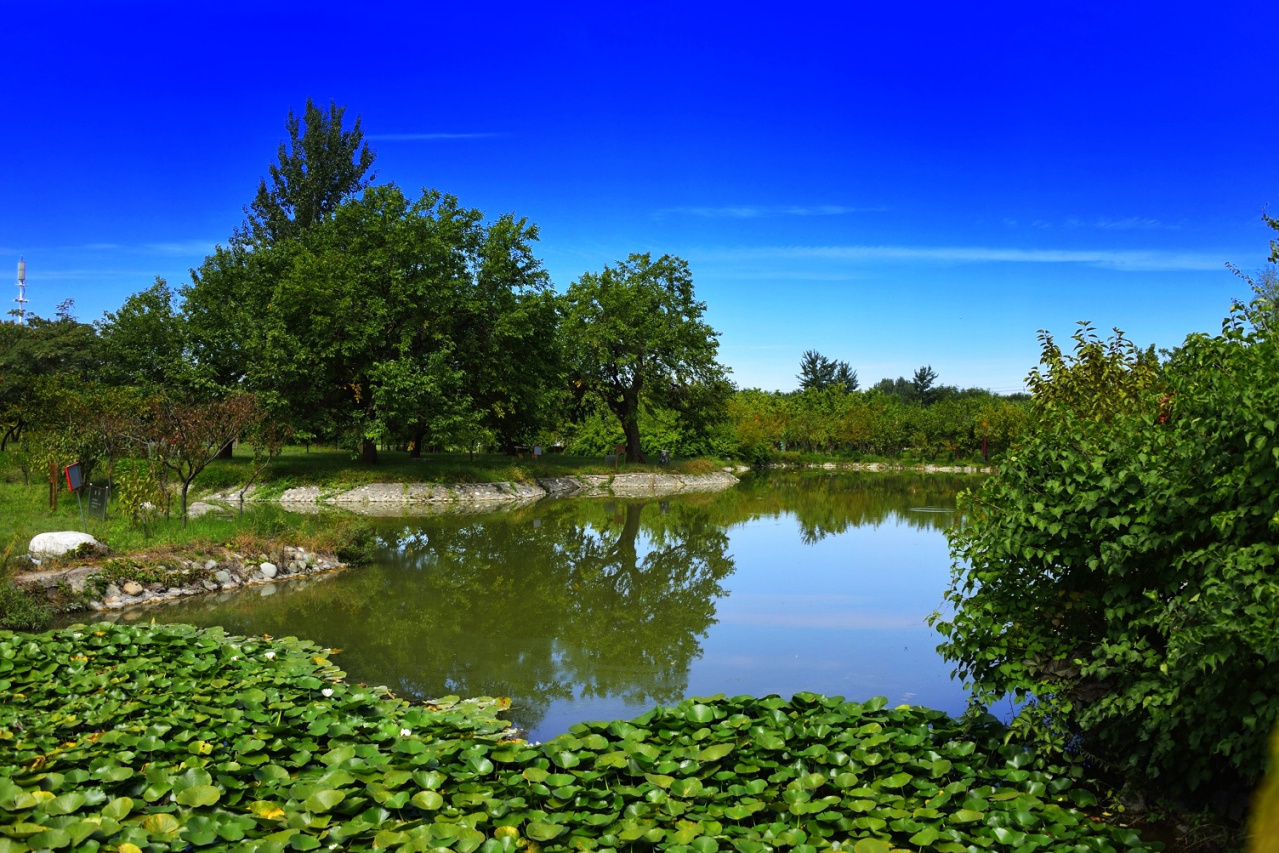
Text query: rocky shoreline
789 461 994 474
201 471 742 516
18 545 346 614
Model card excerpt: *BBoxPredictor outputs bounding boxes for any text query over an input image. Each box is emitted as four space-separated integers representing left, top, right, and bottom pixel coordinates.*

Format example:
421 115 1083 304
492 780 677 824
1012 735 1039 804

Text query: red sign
64 462 83 492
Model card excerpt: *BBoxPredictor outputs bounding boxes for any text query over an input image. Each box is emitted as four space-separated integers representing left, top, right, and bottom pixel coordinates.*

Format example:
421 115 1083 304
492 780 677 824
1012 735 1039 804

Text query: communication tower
14 257 28 323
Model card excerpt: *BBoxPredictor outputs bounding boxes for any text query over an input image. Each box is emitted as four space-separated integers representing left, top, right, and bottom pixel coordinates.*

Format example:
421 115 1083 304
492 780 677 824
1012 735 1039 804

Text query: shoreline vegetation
3 460 987 622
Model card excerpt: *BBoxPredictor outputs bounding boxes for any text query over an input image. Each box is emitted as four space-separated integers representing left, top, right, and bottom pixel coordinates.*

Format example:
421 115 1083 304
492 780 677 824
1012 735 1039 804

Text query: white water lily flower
400 728 411 737
322 688 333 698
264 651 275 660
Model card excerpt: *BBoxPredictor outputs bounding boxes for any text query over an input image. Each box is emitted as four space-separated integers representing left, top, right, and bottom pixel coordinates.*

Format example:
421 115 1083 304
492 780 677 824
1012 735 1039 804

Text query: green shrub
0 536 51 631
934 305 1279 799
0 581 51 631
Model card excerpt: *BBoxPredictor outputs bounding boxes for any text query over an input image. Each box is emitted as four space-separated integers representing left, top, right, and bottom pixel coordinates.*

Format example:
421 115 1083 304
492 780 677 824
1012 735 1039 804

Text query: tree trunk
359 439 379 464
217 440 234 459
409 431 425 459
623 417 645 463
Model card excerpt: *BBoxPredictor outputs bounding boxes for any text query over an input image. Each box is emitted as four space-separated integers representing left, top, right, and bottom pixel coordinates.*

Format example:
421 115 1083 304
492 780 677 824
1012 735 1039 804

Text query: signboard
64 462 83 492
88 485 110 521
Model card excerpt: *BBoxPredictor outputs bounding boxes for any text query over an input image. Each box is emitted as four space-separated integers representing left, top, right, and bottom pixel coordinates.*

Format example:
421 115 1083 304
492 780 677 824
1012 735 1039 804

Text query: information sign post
88 485 110 521
64 462 87 531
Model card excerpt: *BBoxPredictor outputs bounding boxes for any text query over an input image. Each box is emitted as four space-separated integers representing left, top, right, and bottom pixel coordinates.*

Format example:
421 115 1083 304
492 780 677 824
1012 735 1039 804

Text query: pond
112 471 977 741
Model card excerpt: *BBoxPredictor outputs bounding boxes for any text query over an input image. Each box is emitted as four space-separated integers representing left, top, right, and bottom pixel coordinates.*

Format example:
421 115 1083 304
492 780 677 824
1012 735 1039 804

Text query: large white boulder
29 531 106 560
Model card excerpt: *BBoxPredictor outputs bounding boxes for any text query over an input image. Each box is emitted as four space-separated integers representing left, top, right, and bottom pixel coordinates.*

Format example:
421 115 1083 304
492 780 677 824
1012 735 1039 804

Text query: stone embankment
204 471 740 515
18 546 344 614
785 462 994 474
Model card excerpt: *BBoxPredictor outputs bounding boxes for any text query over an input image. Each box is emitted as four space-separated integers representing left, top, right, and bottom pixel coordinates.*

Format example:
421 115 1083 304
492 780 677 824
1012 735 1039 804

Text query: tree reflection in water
117 471 968 737
143 499 734 734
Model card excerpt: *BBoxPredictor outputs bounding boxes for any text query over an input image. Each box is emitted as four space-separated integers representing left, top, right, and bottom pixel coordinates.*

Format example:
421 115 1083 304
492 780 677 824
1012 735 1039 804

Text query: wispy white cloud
1090 216 1175 230
657 204 878 219
143 240 218 256
697 245 1228 272
28 268 158 281
365 132 503 141
54 240 217 256
1027 216 1177 231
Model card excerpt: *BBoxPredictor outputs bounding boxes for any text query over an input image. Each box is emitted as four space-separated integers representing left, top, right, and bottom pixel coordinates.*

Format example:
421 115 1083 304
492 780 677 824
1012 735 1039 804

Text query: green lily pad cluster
1 624 1155 852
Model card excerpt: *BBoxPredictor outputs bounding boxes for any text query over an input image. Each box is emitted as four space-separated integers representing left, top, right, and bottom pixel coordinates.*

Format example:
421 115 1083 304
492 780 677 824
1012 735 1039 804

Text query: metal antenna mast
14 257 28 323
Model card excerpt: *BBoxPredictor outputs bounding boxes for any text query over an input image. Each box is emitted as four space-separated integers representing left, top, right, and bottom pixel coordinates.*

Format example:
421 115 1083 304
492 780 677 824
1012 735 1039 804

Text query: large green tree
561 253 728 462
187 185 559 462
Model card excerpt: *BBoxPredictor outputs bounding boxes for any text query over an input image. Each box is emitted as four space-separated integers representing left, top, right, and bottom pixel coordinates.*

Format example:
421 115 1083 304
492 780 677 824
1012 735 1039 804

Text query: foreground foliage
0 624 1152 853
934 306 1279 798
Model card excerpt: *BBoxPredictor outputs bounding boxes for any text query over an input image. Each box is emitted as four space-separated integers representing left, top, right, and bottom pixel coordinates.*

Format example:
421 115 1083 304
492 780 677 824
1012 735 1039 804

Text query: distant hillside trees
728 371 1028 464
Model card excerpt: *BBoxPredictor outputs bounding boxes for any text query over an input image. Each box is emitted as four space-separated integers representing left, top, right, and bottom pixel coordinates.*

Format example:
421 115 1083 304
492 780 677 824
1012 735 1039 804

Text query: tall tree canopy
242 98 376 246
797 350 858 392
185 185 559 462
95 278 189 393
561 253 728 462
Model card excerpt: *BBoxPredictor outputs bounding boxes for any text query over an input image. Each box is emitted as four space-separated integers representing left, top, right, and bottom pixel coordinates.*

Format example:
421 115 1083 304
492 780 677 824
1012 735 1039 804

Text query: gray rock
202 579 219 591
279 486 324 503
260 563 278 579
29 531 106 560
214 570 233 585
104 583 121 599
205 560 218 571
121 581 144 596
187 501 222 519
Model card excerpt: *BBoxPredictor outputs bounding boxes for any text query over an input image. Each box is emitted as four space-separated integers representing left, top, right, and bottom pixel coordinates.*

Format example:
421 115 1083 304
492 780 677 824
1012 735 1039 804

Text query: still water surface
127 472 974 741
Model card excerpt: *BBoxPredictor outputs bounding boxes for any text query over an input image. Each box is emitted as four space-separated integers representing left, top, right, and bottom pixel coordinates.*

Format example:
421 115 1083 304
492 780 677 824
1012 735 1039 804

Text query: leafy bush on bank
934 308 1279 800
0 623 1154 852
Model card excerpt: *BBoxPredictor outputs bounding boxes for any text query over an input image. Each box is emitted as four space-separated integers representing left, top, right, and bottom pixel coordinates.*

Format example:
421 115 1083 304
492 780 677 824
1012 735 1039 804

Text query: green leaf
41 792 86 815
304 789 345 813
101 796 135 820
852 839 892 853
411 791 443 810
909 826 940 845
527 822 566 841
686 704 715 723
176 785 223 807
671 778 704 798
698 742 735 762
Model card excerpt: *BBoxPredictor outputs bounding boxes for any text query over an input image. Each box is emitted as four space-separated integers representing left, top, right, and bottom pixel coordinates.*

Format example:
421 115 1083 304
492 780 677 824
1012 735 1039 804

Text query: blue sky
4 1 1277 393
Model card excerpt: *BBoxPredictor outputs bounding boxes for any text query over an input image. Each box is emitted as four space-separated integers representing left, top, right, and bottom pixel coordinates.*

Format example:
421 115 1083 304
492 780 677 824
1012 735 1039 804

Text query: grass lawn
0 446 724 563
